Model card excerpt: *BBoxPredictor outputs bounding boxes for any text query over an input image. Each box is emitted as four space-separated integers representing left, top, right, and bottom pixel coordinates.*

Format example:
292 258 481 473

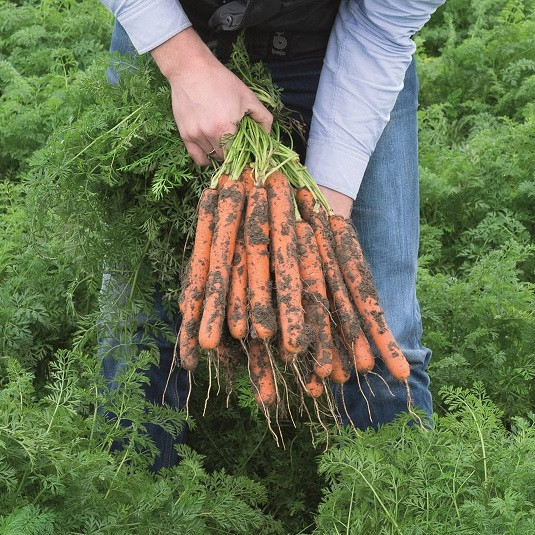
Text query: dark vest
179 0 340 61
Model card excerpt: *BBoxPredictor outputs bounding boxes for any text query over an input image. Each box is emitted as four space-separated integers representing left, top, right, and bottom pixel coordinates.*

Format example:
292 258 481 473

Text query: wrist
150 27 213 80
318 185 353 219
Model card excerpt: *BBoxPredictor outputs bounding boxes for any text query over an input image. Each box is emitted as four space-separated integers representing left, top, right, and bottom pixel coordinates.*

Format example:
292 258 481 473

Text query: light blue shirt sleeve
305 0 445 199
100 0 192 54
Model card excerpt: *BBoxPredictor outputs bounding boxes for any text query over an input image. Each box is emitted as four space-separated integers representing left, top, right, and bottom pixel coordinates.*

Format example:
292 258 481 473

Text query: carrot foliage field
1 0 534 533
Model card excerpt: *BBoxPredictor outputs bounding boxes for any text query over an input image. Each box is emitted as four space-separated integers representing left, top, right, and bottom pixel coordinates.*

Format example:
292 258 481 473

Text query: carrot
295 220 333 378
304 372 324 398
248 337 277 407
277 332 295 365
216 325 244 367
296 188 360 343
227 227 248 339
352 327 375 374
313 343 334 379
329 214 410 382
241 164 255 194
244 186 277 339
179 317 200 371
179 187 218 317
178 187 219 371
265 171 305 354
277 330 296 364
198 178 246 350
328 342 351 384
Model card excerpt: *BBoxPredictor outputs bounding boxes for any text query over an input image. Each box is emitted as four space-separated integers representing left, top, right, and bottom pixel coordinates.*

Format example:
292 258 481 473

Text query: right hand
151 28 273 166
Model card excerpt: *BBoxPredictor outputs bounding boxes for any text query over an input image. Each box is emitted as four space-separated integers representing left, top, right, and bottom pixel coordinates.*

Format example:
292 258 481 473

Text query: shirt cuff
117 0 192 54
305 139 370 200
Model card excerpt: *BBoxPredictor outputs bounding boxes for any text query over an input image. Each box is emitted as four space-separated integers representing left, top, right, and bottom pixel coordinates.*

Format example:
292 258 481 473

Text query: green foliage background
1 0 534 533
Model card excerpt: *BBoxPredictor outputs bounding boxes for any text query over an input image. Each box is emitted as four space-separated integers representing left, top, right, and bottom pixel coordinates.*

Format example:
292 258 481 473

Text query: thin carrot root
356 370 373 424
366 370 395 397
203 351 214 417
404 380 426 429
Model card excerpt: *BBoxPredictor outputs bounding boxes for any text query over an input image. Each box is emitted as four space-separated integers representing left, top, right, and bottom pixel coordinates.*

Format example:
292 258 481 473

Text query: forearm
306 0 445 200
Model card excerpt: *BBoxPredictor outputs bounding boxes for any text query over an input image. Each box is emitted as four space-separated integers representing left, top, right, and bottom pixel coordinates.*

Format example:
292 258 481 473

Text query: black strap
209 0 282 32
245 28 331 61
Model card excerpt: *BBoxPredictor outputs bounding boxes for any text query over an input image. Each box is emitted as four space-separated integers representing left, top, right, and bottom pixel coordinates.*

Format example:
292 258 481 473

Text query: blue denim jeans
103 21 432 467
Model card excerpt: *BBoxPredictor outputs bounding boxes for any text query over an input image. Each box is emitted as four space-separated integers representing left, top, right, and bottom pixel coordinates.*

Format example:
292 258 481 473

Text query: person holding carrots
99 0 446 470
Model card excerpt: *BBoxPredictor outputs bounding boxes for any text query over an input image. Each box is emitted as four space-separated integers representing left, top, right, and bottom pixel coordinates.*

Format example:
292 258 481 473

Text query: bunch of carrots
175 111 414 440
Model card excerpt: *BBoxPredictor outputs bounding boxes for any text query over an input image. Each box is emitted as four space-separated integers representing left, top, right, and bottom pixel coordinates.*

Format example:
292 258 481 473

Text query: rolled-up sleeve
305 0 445 199
100 0 192 54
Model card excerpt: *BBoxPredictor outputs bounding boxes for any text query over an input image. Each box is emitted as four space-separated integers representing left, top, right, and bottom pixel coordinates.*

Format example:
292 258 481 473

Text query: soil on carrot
245 203 270 246
249 305 277 336
198 188 219 217
228 305 246 326
370 309 387 334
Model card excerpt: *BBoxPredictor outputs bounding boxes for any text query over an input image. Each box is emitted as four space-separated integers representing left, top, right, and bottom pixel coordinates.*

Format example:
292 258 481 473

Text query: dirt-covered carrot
304 372 324 398
179 187 219 316
244 186 277 339
352 326 375 374
265 171 305 354
277 333 295 365
328 342 351 384
199 178 246 350
178 187 219 371
227 227 248 339
216 325 244 366
248 337 277 407
329 214 410 382
241 164 255 194
179 318 200 371
295 219 333 378
296 188 360 343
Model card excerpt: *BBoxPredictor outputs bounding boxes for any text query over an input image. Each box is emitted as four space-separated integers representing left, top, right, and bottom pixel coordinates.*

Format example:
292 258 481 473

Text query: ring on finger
206 149 216 156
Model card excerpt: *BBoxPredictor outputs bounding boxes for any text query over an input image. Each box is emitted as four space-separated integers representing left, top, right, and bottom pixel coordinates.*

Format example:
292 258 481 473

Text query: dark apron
179 0 340 61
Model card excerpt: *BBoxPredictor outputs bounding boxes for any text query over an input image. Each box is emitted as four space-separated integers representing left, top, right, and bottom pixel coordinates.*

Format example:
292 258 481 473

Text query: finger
246 101 273 133
217 122 239 159
185 141 211 166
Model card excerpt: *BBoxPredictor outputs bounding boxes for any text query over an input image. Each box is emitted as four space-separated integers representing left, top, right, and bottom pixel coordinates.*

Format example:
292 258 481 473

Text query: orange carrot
313 343 334 379
179 187 218 317
198 178 246 350
248 337 277 407
296 188 360 343
295 220 333 378
277 332 295 365
328 342 351 384
265 171 305 354
244 186 277 339
329 215 410 382
178 187 219 371
352 327 375 374
227 227 248 339
241 164 255 194
179 317 200 371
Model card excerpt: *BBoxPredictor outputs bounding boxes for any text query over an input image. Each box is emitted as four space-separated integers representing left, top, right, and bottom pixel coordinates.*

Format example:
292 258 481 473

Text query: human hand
318 185 353 219
151 28 273 165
